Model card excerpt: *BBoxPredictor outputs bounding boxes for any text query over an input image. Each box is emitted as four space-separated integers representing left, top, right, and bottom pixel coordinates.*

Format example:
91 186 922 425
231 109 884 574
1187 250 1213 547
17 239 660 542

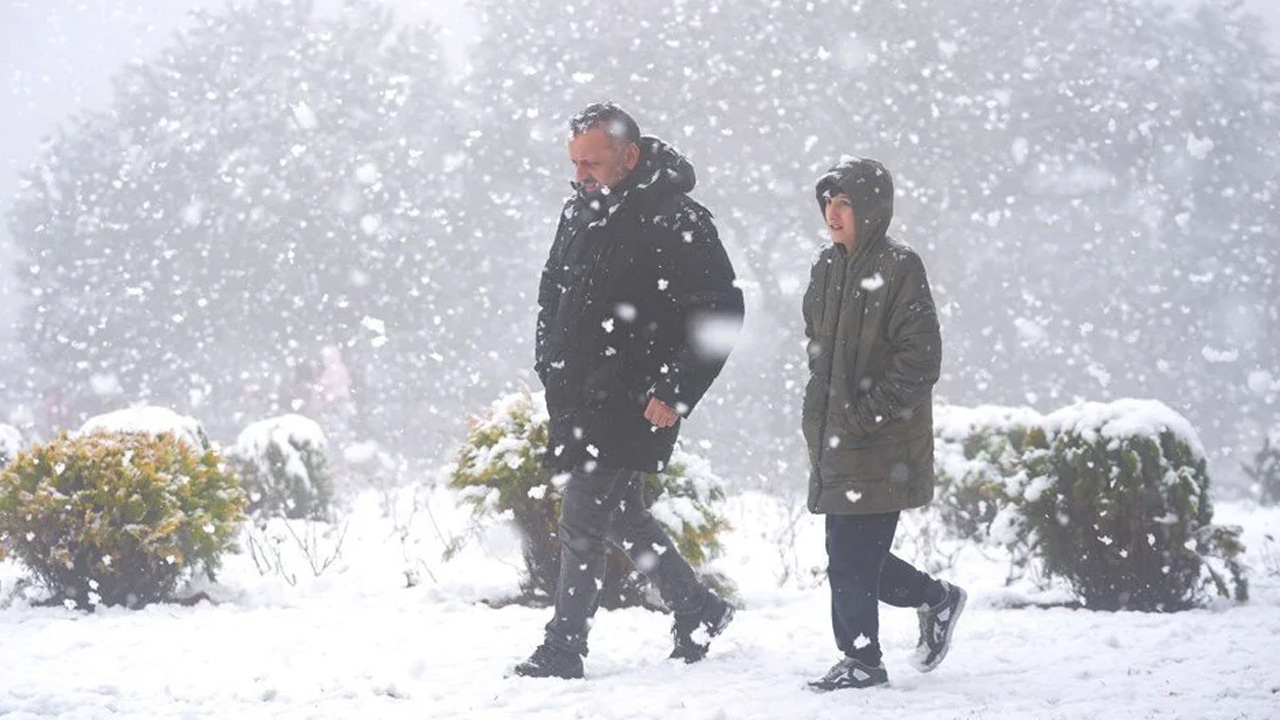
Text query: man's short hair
570 102 641 146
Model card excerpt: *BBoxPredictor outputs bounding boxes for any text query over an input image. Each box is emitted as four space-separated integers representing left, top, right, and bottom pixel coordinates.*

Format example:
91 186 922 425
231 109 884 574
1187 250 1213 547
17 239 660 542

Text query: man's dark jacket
536 136 743 473
802 157 942 514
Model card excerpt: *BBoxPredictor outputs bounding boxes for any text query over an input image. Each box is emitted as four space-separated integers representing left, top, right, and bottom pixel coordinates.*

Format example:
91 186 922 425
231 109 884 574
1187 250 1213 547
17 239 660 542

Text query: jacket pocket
835 393 872 442
820 431 933 485
582 358 641 411
839 342 891 440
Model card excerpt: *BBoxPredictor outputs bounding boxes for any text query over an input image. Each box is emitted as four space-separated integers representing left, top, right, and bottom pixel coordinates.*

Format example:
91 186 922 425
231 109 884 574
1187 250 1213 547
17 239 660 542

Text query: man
515 102 744 680
801 156 967 691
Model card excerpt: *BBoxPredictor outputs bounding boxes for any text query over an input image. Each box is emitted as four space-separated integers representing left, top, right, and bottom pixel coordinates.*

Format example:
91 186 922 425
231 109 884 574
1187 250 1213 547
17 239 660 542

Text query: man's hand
644 396 680 428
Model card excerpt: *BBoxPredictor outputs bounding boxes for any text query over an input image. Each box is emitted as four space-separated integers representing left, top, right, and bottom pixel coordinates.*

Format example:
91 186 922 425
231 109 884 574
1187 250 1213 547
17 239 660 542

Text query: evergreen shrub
0 431 245 608
226 415 333 521
449 389 730 608
933 400 1246 611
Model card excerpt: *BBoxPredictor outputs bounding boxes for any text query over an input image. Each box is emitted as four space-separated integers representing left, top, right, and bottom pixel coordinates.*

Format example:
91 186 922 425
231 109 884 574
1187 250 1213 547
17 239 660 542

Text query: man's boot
513 642 584 679
669 594 736 663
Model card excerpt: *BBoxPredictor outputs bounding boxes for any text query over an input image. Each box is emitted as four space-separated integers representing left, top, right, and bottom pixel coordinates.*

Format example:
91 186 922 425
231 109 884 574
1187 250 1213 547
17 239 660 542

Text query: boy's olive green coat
803 158 942 515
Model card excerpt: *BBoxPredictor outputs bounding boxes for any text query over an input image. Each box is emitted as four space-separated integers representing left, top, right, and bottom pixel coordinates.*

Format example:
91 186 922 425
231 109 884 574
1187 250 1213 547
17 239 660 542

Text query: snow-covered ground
2 485 1278 720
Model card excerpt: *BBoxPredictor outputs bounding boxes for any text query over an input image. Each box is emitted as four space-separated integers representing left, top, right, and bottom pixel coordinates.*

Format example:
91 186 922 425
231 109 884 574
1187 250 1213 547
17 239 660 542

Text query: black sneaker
807 656 889 691
512 642 584 679
669 595 736 663
912 580 967 673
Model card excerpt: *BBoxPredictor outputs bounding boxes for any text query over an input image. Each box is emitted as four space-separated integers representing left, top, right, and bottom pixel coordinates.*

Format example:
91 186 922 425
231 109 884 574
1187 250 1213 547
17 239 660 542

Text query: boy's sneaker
512 642 584 679
807 656 889 692
912 580 967 673
669 595 736 663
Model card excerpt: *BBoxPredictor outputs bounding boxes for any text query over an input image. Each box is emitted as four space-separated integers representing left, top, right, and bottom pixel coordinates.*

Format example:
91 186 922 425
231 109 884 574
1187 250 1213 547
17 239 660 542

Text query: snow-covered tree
9 0 1276 487
8 0 465 450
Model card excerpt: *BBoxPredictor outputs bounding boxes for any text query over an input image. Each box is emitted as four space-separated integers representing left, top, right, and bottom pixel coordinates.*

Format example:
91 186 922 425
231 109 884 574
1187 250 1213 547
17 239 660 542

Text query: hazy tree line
4 0 1277 489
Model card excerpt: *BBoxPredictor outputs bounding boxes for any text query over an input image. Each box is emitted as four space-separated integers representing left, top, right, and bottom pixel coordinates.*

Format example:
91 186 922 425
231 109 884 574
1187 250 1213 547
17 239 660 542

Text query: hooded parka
802 158 942 514
536 136 743 473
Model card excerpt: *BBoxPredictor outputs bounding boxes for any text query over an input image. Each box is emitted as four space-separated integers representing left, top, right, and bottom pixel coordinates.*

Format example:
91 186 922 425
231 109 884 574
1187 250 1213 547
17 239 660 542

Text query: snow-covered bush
449 388 729 608
933 406 1045 545
1242 429 1280 506
1028 401 1245 610
226 415 333 521
0 424 21 468
933 400 1246 611
79 406 211 452
0 431 245 609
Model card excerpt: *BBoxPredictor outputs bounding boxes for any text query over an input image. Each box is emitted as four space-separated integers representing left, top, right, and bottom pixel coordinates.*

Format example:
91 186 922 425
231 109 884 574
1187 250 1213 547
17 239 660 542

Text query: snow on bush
933 399 1246 611
226 415 333 521
79 406 211 452
448 388 730 608
0 431 245 609
0 424 21 468
933 405 1043 545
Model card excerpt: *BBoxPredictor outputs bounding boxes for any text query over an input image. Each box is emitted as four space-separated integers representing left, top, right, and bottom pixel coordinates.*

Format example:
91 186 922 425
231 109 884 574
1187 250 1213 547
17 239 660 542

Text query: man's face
824 192 856 246
568 126 639 196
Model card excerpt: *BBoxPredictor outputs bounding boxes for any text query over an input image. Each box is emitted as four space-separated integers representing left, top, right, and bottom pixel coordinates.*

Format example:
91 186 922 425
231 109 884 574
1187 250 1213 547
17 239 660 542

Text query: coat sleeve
535 212 569 382
802 249 827 370
850 250 941 432
650 205 745 417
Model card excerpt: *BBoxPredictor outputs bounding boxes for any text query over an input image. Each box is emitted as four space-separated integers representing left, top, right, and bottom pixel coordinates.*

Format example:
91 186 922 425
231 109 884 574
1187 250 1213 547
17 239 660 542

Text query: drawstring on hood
815 157 895 251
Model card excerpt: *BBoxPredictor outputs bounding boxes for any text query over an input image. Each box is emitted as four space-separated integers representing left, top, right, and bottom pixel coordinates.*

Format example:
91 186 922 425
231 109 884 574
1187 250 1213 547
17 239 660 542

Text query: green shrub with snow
933 400 1246 611
449 388 729 608
1243 428 1280 506
1028 402 1246 610
933 406 1044 546
226 415 333 521
0 430 245 609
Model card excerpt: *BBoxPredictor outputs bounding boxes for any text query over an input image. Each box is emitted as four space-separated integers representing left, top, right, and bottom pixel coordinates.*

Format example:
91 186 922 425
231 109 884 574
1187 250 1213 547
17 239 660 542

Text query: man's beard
572 179 620 219
572 178 611 201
